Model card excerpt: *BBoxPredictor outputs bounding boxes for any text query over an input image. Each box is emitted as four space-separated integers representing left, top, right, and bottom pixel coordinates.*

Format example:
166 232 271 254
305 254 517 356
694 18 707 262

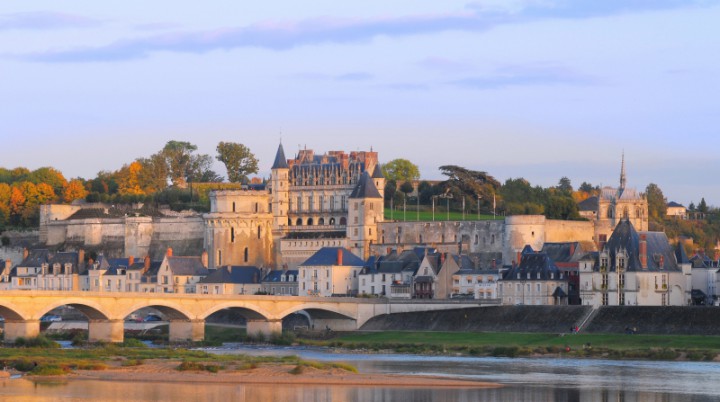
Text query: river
1 345 719 401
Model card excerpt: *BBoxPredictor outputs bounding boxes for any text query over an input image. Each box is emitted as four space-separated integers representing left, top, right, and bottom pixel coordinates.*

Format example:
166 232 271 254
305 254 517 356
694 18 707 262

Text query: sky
1 1 719 206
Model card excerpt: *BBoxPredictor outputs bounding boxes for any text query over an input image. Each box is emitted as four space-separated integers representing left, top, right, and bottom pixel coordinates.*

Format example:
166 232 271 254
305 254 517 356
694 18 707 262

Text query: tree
645 183 667 221
384 179 397 204
27 167 67 195
216 142 259 183
557 177 573 194
137 153 169 193
578 182 598 194
162 141 197 188
186 154 223 183
116 162 145 196
698 198 709 214
0 183 10 227
381 159 420 183
63 179 88 203
8 186 25 225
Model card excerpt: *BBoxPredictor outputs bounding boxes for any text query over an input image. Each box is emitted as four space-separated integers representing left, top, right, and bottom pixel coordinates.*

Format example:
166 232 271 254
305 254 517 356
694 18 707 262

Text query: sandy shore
52 360 500 389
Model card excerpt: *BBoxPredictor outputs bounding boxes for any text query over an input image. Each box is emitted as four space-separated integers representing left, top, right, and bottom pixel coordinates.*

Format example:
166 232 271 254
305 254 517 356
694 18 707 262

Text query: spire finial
620 151 626 190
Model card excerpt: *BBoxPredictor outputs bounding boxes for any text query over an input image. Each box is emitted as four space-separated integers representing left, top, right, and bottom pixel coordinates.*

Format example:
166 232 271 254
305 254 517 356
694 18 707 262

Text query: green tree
578 182 597 193
216 142 259 183
384 179 397 204
381 159 420 183
27 167 67 195
137 153 169 193
162 140 197 188
698 198 709 214
557 177 573 194
645 183 667 221
186 154 223 183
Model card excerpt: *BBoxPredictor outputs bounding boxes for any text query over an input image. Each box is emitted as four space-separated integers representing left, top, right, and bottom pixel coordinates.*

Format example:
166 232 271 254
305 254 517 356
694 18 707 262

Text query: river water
1 345 719 401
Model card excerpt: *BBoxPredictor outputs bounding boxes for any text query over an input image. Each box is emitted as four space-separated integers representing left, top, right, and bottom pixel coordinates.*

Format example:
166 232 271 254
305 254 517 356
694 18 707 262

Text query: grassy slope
384 208 501 222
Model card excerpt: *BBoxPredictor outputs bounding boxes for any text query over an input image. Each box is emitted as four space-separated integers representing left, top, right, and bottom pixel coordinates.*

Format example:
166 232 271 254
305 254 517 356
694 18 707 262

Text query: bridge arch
119 301 194 321
277 303 356 321
0 303 28 321
200 302 271 321
36 298 110 321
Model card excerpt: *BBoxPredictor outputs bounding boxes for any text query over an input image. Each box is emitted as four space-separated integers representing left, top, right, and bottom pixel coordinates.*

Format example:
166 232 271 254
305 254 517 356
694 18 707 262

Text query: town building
261 269 298 296
297 247 365 297
666 201 688 219
500 245 569 306
197 266 263 295
578 219 690 307
450 255 501 300
541 241 597 305
155 248 210 294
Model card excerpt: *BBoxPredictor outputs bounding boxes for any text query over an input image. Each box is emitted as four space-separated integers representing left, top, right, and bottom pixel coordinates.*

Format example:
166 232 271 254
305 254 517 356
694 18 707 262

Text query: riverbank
310 331 720 361
58 360 499 388
0 344 498 389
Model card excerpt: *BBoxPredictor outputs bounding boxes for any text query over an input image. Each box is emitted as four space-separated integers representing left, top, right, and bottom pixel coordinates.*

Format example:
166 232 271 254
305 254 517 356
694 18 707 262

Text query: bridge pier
246 319 282 337
3 320 40 343
89 319 124 343
169 320 205 342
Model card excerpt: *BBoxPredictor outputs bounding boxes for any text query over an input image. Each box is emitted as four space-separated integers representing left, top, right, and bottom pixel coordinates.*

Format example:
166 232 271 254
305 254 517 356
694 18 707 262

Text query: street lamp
432 195 439 221
440 193 453 221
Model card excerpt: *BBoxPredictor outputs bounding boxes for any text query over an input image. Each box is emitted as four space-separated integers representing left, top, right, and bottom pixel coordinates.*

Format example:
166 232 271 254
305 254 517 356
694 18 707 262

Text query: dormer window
550 272 554 280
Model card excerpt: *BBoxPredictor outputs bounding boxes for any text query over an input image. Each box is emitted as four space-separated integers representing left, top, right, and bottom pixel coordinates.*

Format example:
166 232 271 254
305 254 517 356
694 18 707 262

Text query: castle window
330 196 335 211
244 247 249 263
307 218 314 225
296 218 302 225
255 203 259 213
257 225 261 239
231 227 235 243
232 202 236 212
354 202 359 211
217 250 222 266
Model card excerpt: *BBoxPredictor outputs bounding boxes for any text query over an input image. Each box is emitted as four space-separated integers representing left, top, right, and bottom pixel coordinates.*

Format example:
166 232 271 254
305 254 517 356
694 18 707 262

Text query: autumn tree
0 183 10 227
116 161 145 196
645 183 667 221
162 141 197 188
63 179 88 202
8 186 26 226
216 142 259 183
382 159 420 183
27 167 67 195
137 153 169 193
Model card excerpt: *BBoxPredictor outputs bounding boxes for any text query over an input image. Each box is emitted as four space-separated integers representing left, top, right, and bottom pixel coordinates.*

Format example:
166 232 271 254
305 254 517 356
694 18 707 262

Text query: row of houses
2 219 717 307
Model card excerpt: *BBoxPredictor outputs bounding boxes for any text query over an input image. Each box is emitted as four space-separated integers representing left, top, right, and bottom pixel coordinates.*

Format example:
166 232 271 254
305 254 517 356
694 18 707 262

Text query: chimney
440 253 446 265
714 249 720 263
166 247 173 258
337 248 343 265
492 259 497 269
516 251 521 265
23 248 29 260
4 259 11 271
570 243 576 256
639 234 648 269
128 255 135 267
143 255 151 273
201 249 209 268
386 247 391 255
78 249 85 264
659 255 664 269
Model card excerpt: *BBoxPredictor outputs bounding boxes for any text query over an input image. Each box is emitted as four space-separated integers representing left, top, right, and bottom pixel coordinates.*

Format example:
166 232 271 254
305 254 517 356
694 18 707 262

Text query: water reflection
0 379 716 402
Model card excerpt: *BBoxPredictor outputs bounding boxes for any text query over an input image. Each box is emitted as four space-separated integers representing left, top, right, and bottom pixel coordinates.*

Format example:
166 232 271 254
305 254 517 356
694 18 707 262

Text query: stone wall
360 306 591 333
374 220 505 255
584 306 720 335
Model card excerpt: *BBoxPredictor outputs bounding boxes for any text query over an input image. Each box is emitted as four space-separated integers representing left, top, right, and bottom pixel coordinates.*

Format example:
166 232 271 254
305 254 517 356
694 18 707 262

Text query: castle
35 149 646 273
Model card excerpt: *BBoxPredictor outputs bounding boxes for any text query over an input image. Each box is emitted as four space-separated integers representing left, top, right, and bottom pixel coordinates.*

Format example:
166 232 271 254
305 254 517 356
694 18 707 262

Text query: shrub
14 335 60 349
13 360 37 372
121 359 144 367
289 365 304 375
122 338 147 348
31 365 70 376
177 361 206 371
491 346 519 357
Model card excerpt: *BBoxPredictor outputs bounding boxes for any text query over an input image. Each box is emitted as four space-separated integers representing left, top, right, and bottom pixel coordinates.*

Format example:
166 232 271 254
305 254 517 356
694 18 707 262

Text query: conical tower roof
371 164 384 179
271 143 289 169
350 172 382 199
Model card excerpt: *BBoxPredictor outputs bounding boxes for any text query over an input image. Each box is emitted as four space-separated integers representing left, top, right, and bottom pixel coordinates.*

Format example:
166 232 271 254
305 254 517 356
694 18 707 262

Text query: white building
298 247 365 297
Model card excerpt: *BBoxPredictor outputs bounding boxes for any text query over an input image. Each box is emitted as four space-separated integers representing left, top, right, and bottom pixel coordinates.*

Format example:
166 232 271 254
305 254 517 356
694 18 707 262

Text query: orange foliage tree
63 179 88 202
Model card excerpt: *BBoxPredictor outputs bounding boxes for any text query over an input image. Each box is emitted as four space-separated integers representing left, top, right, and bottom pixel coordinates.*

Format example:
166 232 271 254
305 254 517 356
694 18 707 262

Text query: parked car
40 314 62 322
143 314 163 322
124 315 142 322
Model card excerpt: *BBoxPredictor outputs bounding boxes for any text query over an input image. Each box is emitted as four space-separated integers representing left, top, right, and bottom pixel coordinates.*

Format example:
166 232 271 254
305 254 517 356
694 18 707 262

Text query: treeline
0 140 258 229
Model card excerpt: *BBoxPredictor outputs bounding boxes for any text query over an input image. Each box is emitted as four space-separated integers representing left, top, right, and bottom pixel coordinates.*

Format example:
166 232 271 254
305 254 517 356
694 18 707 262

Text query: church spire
271 142 289 170
619 151 626 190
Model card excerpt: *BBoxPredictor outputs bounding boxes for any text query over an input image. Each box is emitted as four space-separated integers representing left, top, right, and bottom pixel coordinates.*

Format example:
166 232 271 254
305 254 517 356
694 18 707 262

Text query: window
231 227 235 243
232 202 236 212
217 250 222 266
354 202 359 211
257 225 261 239
244 247 249 263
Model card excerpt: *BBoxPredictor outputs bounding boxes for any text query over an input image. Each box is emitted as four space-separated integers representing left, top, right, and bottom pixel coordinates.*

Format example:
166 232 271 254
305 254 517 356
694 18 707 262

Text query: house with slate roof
541 241 597 305
198 266 263 295
155 248 210 293
261 269 298 296
500 245 569 305
451 254 501 300
666 201 687 219
689 251 719 305
579 219 691 307
10 249 84 291
359 247 427 298
298 247 365 297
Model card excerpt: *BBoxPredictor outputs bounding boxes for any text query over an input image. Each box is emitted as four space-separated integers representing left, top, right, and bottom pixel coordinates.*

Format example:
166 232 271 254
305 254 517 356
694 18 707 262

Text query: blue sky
1 1 719 206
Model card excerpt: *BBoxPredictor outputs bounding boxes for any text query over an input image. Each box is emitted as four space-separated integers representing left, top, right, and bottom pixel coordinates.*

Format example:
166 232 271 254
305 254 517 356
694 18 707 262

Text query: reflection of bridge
0 292 479 343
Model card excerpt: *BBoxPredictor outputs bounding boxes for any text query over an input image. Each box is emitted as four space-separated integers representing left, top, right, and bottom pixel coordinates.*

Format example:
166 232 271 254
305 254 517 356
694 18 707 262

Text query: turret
271 142 290 231
371 163 385 202
347 172 383 259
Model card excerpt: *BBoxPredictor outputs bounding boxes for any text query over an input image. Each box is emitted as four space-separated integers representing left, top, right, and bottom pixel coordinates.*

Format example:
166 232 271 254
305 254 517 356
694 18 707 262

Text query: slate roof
349 171 382 199
166 256 210 276
48 251 79 266
599 219 680 272
271 143 289 169
541 242 596 264
578 196 599 212
667 201 685 208
262 269 299 283
199 266 261 284
18 249 51 268
675 245 691 265
300 247 365 267
503 248 563 281
366 249 423 274
371 164 384 179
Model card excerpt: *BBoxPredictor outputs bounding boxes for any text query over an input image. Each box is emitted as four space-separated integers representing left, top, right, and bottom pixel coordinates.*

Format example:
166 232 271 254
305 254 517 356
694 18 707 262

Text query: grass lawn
384 208 502 222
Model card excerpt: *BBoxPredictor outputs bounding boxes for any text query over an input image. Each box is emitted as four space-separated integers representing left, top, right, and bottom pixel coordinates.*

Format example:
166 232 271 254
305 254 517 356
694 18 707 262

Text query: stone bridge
0 291 480 343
